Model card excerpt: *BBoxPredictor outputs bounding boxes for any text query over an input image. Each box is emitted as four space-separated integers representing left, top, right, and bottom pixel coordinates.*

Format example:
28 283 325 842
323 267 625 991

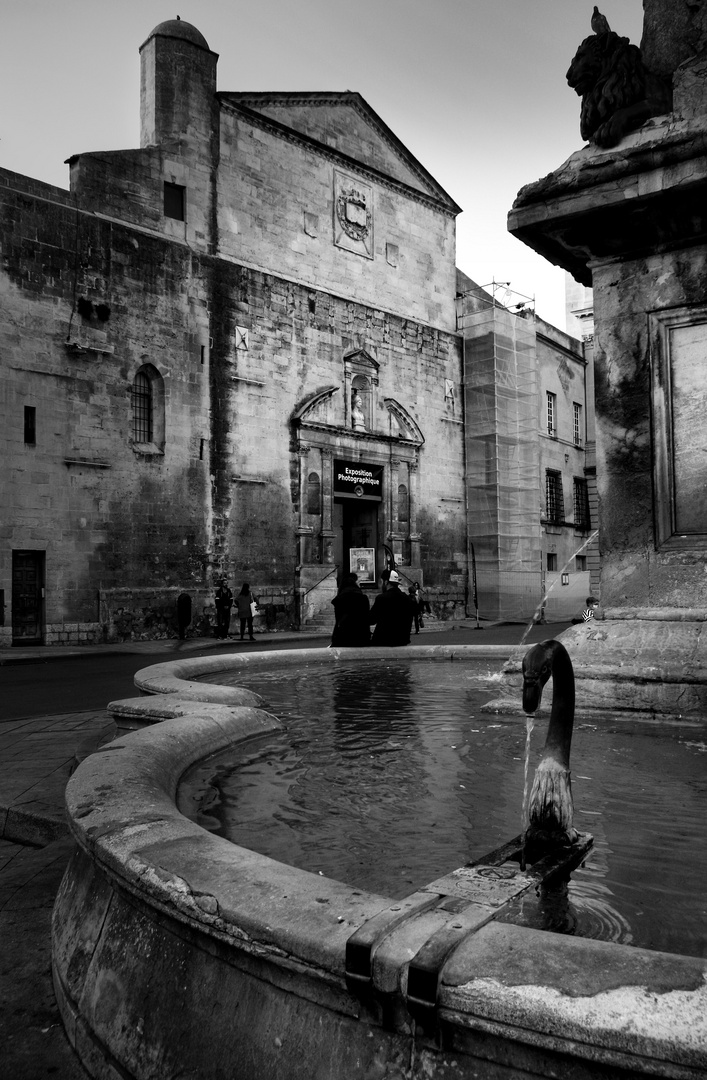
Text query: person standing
214 580 233 639
236 582 257 641
369 570 414 646
331 572 370 647
408 582 424 634
176 592 192 640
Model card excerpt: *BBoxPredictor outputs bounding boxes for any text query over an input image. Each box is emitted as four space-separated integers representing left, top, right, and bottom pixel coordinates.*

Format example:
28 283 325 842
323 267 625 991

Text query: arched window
131 364 165 452
398 483 409 523
307 471 321 515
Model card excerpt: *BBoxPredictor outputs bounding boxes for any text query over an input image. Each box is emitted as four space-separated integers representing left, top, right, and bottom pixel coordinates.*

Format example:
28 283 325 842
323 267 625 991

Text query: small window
397 483 409 524
24 406 36 445
306 472 321 515
546 392 557 437
576 554 587 572
164 182 185 221
573 402 582 446
573 477 591 530
547 553 558 571
545 470 564 523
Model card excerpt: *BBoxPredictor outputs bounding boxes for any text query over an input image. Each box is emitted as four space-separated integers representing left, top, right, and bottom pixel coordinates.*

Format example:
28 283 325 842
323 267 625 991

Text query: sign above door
334 460 383 501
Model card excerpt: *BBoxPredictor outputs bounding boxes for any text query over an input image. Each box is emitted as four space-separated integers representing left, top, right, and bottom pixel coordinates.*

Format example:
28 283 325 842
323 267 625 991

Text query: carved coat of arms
334 171 373 258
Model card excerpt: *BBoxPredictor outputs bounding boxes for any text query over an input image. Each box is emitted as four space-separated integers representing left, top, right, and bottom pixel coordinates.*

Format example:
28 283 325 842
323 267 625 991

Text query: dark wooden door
12 550 44 644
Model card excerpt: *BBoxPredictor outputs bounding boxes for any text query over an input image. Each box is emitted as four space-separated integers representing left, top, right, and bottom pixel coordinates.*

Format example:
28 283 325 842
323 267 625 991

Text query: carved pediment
384 398 424 446
344 347 379 380
292 386 340 426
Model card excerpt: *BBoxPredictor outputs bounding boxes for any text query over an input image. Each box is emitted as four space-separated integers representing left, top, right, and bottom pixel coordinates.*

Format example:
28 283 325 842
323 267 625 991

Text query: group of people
212 570 427 645
331 570 429 648
214 581 258 640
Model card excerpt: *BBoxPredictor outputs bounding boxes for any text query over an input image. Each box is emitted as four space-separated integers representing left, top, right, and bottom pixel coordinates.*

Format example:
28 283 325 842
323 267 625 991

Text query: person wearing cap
369 569 415 646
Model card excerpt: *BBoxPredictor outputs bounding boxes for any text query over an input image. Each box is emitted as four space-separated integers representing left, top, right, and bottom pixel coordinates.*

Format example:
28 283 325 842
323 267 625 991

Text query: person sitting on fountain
572 595 599 624
582 596 599 622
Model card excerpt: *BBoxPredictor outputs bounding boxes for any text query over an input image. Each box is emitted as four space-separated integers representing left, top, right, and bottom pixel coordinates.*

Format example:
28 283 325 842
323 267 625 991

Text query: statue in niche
352 392 366 432
566 7 672 148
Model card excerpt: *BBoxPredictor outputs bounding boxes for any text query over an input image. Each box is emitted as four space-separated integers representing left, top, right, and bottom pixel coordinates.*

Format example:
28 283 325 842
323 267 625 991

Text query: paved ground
0 619 569 1078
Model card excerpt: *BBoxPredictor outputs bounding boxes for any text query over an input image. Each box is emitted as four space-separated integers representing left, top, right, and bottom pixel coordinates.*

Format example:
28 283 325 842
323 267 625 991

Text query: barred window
574 477 591 530
132 371 153 443
573 402 582 446
545 470 564 523
131 364 164 452
546 391 556 437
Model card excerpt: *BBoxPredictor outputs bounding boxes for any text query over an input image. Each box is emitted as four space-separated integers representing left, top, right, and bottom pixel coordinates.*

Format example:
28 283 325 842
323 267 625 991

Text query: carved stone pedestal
508 29 707 713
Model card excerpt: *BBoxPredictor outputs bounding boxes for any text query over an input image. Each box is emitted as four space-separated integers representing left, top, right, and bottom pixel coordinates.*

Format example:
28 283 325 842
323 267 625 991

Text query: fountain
52 4 707 1073
52 645 707 1079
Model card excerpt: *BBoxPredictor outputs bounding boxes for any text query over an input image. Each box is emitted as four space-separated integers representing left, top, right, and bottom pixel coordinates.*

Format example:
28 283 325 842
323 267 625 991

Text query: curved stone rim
133 643 518 699
55 647 707 1077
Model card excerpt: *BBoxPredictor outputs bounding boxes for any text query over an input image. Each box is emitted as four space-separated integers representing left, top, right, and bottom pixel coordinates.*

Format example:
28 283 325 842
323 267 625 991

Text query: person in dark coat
176 592 192 640
236 582 257 641
331 572 370 647
369 570 414 646
214 580 233 639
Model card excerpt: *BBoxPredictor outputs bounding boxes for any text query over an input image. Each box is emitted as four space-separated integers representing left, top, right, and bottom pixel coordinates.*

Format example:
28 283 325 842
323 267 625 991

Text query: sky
1 0 645 330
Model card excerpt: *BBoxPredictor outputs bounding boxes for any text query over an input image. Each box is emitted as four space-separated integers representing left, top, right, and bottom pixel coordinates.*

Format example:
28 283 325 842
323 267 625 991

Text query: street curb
1 803 69 847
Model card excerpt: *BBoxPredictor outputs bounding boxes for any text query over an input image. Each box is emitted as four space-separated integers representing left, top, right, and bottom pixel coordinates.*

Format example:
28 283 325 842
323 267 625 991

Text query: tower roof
142 18 210 51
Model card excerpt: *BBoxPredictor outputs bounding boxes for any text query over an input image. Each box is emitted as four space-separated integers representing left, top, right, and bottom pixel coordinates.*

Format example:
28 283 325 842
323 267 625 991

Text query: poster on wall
349 548 376 583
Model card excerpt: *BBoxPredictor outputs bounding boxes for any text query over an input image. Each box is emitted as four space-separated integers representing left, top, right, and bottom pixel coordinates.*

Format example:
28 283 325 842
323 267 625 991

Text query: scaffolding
459 291 542 621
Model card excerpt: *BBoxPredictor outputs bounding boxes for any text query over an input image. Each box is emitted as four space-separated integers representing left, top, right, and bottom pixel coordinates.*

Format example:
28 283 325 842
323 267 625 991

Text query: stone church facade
1 19 589 645
1 19 474 644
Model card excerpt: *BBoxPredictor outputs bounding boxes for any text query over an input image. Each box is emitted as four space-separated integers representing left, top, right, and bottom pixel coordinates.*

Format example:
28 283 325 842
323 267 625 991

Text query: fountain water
519 528 599 650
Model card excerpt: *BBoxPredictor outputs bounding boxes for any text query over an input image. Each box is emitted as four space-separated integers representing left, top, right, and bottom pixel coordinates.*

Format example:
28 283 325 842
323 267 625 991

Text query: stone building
1 18 588 644
1 19 469 645
457 281 590 623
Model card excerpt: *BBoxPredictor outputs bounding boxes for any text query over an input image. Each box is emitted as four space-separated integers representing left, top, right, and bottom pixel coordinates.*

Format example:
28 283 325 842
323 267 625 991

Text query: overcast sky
1 0 644 329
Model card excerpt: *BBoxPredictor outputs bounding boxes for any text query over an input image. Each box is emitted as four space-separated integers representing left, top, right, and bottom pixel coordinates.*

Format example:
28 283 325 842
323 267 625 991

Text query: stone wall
217 104 458 329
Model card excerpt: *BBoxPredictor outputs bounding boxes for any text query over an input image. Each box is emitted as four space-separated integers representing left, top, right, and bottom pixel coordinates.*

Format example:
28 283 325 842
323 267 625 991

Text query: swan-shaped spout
522 639 578 850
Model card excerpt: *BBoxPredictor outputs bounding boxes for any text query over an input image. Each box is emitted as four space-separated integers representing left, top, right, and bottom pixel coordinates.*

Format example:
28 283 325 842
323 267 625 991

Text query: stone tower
139 18 219 152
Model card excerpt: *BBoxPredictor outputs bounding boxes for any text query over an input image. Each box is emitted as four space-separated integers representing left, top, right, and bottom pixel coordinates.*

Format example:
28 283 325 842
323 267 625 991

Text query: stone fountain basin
53 647 707 1079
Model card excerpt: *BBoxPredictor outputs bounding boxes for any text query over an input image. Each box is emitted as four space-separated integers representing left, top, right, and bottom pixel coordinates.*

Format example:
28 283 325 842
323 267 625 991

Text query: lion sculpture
567 9 672 148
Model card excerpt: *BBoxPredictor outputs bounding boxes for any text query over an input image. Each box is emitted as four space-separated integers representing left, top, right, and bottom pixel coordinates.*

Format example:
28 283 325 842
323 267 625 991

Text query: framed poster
349 547 376 583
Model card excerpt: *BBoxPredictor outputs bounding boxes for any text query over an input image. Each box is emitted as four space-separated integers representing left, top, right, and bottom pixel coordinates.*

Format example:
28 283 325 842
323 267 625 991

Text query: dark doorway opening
333 500 379 585
12 550 45 645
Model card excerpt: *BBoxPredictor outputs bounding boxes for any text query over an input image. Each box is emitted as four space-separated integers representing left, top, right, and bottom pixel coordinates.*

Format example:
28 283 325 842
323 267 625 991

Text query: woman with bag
236 582 257 641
